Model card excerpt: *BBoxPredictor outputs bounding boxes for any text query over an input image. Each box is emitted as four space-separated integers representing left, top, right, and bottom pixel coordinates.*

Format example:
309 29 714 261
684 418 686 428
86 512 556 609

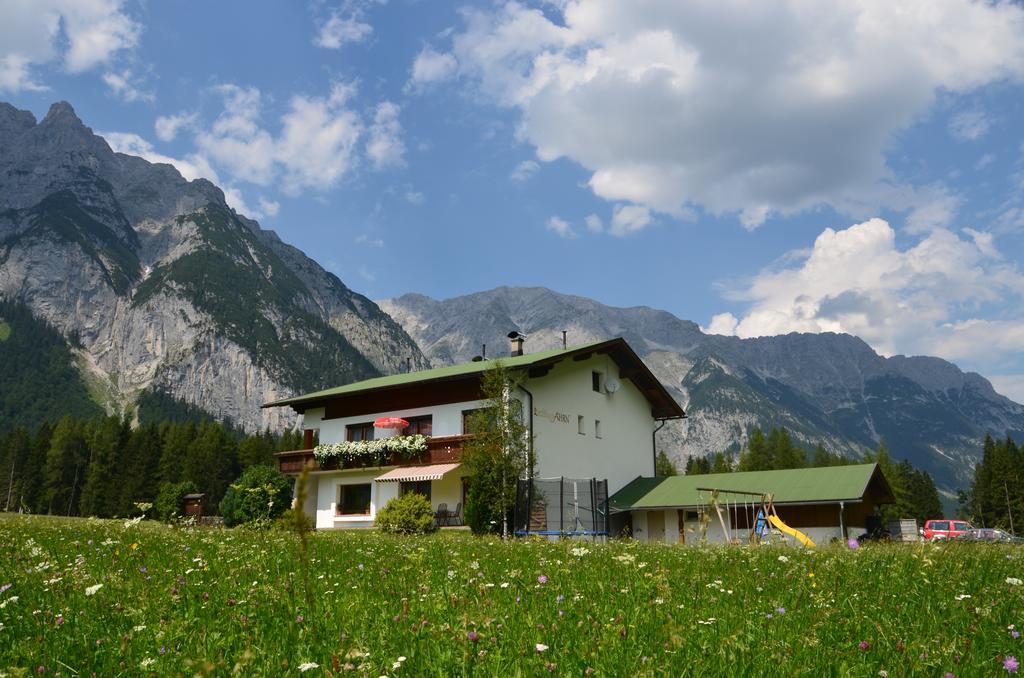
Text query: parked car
923 519 974 541
962 528 1024 543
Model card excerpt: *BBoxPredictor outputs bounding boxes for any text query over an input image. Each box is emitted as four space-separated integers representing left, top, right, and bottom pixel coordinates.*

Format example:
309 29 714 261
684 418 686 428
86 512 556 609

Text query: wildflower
1008 578 1023 586
131 543 138 550
859 641 871 650
140 658 155 669
808 572 815 579
570 547 590 557
0 583 11 594
1013 631 1021 640
879 671 888 677
944 673 955 678
848 538 859 550
536 643 548 652
545 662 556 672
776 607 786 615
298 662 319 672
537 575 548 584
777 555 789 563
954 594 971 601
1006 656 1020 673
467 631 480 643
54 615 63 626
85 584 103 596
159 646 166 655
296 615 304 623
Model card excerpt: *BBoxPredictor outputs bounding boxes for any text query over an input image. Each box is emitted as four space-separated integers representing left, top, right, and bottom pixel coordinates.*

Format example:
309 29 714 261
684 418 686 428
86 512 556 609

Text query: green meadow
1 514 1022 676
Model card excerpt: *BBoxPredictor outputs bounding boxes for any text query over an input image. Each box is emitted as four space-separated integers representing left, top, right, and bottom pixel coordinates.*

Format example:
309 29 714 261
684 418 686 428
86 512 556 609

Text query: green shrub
375 492 437 535
220 465 293 527
154 481 199 521
274 507 315 533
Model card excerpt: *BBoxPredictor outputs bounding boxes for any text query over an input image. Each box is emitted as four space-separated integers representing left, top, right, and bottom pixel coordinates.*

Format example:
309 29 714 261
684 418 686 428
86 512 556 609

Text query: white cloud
366 101 405 169
408 48 458 89
511 159 540 183
404 190 425 205
433 0 1024 227
546 215 576 238
102 69 152 103
584 214 603 233
610 204 651 236
196 83 373 196
257 196 280 218
703 312 739 336
711 217 1024 391
948 108 991 141
155 112 198 142
0 0 140 92
355 234 385 247
315 12 372 49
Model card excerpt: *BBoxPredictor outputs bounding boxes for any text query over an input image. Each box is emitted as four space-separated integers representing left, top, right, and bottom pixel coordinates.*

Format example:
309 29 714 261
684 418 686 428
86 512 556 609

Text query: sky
1 0 1023 402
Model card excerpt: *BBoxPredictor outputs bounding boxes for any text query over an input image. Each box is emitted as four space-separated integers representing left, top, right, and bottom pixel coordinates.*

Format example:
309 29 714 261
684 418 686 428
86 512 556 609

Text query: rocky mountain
380 287 1024 492
0 101 428 431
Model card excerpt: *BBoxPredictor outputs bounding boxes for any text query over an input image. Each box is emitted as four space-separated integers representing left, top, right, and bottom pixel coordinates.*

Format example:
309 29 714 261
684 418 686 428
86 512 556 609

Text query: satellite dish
605 379 620 394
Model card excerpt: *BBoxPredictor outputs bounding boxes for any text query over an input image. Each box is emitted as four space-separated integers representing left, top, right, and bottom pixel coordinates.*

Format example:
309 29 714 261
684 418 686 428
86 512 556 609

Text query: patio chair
449 502 463 526
435 503 448 527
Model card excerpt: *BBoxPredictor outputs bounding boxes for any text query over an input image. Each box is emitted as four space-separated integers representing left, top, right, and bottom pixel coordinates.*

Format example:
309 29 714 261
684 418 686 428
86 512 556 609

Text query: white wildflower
140 658 155 669
954 594 971 601
85 584 103 596
777 555 789 563
298 662 319 672
570 547 590 557
535 643 548 652
1006 577 1022 586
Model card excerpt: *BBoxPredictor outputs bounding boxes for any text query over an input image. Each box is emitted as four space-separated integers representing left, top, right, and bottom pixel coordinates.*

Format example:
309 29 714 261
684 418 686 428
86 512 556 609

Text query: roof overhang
374 463 461 483
262 337 685 420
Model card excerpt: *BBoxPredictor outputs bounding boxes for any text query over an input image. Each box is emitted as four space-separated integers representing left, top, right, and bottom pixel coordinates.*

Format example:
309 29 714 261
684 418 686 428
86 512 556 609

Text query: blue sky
2 0 1023 401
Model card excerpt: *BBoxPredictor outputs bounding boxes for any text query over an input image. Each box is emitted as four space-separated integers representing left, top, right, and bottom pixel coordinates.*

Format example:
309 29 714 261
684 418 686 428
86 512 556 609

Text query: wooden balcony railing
275 434 471 474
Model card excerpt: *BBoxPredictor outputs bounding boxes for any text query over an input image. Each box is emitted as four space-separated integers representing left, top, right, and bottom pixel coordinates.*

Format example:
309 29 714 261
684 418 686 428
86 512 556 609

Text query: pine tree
157 421 195 485
655 450 678 476
182 420 238 505
43 416 88 515
79 416 126 517
738 428 772 471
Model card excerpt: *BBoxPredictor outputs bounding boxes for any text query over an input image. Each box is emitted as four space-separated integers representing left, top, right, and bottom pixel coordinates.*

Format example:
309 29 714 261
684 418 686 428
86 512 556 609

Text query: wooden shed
183 493 206 519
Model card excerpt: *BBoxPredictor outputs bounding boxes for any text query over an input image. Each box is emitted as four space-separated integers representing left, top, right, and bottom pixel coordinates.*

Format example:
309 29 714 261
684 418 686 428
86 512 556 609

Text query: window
403 415 433 436
462 408 486 434
592 371 604 392
400 480 431 500
577 415 585 435
346 422 374 442
953 521 970 531
337 484 371 515
595 419 602 438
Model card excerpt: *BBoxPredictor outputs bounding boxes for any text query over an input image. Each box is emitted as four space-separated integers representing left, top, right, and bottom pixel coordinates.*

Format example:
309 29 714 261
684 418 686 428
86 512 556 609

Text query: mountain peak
41 101 82 127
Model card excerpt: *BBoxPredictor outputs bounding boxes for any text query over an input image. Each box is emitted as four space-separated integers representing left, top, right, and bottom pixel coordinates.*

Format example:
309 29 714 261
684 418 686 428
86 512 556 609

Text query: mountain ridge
380 287 1024 491
0 100 428 431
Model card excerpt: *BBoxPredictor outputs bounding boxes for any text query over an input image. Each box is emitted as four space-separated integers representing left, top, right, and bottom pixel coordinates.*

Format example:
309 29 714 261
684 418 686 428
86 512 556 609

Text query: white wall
312 469 399 529
525 354 656 496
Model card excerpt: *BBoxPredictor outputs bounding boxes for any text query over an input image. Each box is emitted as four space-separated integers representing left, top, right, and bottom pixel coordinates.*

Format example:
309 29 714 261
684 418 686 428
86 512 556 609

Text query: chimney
508 330 525 357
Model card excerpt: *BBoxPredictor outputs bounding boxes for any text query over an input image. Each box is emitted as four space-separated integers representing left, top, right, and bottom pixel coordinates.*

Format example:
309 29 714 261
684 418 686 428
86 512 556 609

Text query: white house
263 336 685 530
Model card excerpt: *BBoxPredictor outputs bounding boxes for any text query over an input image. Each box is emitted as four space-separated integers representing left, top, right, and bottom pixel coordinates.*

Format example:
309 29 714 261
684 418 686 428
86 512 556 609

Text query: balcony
275 434 471 475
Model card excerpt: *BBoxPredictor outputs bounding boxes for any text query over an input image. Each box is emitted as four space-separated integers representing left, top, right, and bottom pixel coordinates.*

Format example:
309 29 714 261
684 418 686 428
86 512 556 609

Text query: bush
375 493 437 535
274 507 315 533
220 465 294 527
154 481 199 521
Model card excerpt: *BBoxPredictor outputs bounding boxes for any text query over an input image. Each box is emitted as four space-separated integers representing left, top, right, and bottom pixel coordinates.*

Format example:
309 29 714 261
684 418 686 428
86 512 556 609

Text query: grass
0 320 10 342
1 514 1023 676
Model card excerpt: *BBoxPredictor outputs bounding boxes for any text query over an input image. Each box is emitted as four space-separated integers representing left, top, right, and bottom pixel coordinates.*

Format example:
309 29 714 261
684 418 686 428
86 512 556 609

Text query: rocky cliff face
380 287 1024 491
0 101 428 431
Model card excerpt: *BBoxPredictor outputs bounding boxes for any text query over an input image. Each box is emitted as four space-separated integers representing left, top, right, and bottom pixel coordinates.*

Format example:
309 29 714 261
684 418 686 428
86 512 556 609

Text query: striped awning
374 463 460 483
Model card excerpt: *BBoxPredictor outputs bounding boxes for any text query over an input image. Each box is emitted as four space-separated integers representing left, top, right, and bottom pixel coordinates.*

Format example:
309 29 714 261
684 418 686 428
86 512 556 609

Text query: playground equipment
696 488 815 548
513 477 609 538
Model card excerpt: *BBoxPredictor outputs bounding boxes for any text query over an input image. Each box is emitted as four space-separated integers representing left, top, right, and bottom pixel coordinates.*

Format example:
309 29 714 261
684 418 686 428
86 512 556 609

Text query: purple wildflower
159 646 166 655
775 607 786 615
467 631 480 643
847 538 859 549
0 583 11 594
944 673 954 678
139 566 147 574
1006 656 1020 673
538 575 548 584
1013 631 1021 640
859 641 870 651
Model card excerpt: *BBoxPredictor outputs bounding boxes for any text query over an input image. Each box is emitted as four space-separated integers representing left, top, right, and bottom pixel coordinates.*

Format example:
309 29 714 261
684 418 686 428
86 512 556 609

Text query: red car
923 519 974 541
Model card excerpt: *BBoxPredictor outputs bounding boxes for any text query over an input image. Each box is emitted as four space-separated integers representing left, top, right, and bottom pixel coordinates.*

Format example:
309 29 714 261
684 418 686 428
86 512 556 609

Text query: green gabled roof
262 338 684 418
608 463 893 512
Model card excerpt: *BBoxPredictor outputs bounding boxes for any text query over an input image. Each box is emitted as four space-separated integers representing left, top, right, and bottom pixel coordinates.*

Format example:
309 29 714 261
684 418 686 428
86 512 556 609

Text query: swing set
695 487 816 547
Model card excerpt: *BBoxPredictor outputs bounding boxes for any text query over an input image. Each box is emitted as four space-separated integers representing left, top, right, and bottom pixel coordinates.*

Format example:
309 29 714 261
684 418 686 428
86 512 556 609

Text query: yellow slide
768 514 816 548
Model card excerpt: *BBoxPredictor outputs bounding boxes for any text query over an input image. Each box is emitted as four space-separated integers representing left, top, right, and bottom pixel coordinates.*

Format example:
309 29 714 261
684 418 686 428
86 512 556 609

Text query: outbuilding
609 463 895 545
